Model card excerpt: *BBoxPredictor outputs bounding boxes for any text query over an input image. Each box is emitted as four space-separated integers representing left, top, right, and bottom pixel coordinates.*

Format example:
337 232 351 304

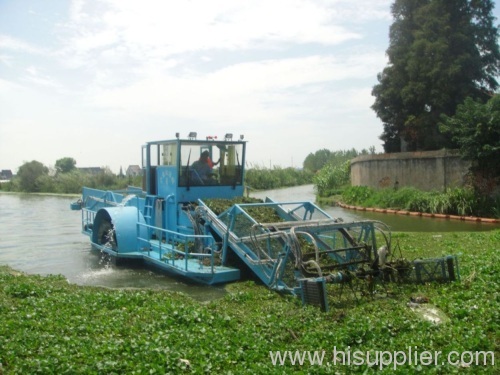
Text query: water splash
119 194 136 207
78 267 115 282
102 227 117 250
97 250 114 267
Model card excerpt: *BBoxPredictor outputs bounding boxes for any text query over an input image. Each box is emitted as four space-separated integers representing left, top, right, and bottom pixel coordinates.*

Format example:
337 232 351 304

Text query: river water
0 186 496 298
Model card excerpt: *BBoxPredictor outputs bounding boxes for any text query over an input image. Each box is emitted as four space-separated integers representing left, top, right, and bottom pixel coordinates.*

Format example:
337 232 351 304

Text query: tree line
0 158 141 194
1 149 364 194
2 158 316 194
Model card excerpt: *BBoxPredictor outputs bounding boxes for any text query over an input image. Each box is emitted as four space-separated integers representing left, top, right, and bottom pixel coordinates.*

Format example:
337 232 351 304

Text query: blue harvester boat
71 133 459 310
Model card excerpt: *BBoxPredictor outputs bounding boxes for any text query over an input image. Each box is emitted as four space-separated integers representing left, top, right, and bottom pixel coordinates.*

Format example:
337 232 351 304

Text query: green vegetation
0 157 143 194
244 166 313 190
14 160 49 193
305 148 375 198
313 160 351 197
2 159 312 194
341 186 500 218
54 157 77 174
440 95 500 194
303 148 374 173
1 230 499 373
372 0 499 152
1 168 142 194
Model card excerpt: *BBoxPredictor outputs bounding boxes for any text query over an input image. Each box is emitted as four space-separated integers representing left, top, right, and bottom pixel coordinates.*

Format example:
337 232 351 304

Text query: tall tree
303 149 331 172
55 157 76 174
372 0 500 152
16 160 48 192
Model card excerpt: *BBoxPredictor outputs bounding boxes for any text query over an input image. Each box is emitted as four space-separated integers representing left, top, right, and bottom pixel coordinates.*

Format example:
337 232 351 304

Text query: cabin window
147 144 161 166
178 142 244 187
162 144 177 166
141 146 147 168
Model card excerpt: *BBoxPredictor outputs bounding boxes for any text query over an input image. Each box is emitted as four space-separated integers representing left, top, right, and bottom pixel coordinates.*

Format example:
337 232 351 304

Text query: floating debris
408 297 450 324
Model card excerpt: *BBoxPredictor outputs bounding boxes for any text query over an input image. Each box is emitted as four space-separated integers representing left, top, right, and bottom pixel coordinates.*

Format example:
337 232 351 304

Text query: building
126 165 142 177
0 169 13 180
78 167 104 175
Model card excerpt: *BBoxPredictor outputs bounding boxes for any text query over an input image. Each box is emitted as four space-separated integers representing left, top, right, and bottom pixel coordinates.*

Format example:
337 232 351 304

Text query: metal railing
136 222 218 273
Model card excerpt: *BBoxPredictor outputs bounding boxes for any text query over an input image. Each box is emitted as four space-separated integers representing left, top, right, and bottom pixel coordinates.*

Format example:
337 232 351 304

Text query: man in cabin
205 151 220 168
191 151 217 184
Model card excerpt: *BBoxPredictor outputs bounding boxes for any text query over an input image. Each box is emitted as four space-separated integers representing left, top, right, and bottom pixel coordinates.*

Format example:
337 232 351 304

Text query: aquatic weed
0 232 499 374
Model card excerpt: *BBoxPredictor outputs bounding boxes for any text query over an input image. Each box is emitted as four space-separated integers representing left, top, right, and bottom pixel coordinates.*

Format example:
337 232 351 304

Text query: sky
1 0 499 174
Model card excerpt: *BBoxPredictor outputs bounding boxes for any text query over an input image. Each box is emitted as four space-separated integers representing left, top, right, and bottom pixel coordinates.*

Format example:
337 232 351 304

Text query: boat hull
90 241 240 285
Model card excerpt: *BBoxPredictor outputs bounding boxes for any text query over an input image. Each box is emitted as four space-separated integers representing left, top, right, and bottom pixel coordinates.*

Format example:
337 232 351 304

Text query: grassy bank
340 186 500 219
1 231 499 374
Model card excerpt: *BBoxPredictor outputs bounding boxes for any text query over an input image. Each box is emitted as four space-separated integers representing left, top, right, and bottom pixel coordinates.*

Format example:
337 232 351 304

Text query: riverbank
315 185 500 225
337 202 500 224
1 231 498 374
0 191 80 198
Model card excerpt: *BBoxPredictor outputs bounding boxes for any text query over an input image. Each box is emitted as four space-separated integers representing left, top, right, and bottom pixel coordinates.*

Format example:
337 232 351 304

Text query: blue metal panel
92 207 147 253
156 166 178 198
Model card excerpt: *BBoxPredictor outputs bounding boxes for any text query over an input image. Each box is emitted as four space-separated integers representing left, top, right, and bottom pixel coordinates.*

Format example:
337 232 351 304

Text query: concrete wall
350 150 470 191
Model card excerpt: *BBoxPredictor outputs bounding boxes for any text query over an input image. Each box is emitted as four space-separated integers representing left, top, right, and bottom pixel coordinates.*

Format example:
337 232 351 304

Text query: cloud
21 66 62 89
85 48 385 120
0 34 44 54
58 0 388 68
49 0 391 102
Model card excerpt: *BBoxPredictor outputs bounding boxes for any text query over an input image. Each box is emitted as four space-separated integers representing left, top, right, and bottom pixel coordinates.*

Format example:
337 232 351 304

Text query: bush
6 169 140 195
16 161 48 192
341 186 374 205
313 161 351 197
245 166 313 190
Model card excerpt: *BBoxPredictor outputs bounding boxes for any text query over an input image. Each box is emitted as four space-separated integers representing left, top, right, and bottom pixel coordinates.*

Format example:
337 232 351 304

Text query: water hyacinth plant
0 230 499 374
